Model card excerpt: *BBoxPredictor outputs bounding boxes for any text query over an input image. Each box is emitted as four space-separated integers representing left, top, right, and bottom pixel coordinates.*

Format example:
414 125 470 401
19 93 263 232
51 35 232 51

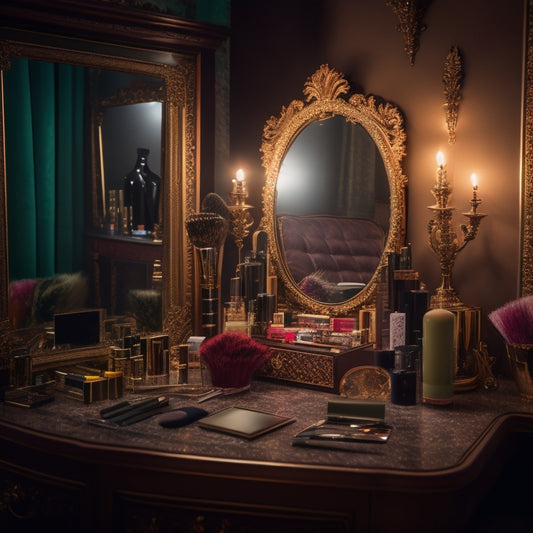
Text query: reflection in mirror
94 70 164 236
261 64 407 316
101 103 162 199
276 116 389 303
4 58 165 330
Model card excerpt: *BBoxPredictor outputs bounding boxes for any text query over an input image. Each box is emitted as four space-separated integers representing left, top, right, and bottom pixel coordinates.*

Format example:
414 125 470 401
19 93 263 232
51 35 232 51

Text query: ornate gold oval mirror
260 65 407 316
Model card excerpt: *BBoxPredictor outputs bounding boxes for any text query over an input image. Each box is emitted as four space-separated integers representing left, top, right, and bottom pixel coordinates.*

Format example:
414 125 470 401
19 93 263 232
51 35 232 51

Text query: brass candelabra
428 153 486 309
228 169 254 273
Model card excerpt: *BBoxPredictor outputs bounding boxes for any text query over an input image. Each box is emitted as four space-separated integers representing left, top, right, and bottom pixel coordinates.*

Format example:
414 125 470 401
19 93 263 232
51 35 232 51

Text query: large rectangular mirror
0 1 224 361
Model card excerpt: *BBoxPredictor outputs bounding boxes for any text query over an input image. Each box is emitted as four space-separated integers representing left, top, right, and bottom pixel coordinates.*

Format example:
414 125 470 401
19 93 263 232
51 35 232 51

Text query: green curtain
4 59 85 281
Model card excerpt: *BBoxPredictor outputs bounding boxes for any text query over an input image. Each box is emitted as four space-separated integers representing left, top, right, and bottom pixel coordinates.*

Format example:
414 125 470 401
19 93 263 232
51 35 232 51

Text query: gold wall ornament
443 46 464 144
386 0 428 66
260 64 407 316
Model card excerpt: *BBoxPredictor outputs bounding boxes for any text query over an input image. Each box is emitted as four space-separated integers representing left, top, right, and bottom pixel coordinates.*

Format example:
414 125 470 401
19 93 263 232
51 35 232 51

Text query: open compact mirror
260 64 408 316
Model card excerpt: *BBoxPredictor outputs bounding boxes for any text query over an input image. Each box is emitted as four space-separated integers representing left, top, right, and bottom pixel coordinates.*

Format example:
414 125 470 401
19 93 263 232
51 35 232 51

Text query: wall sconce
228 169 254 273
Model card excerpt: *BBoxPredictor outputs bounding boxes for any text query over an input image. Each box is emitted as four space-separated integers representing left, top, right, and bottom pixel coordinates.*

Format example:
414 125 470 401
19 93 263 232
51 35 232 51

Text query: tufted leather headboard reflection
277 215 385 287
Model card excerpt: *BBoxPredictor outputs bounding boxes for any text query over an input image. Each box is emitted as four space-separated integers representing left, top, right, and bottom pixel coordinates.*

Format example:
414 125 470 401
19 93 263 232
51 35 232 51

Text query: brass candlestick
428 156 486 309
228 169 254 273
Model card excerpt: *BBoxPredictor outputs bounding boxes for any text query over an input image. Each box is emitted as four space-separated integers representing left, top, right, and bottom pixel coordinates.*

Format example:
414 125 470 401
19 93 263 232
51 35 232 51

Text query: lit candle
232 168 246 196
471 173 478 201
436 152 447 187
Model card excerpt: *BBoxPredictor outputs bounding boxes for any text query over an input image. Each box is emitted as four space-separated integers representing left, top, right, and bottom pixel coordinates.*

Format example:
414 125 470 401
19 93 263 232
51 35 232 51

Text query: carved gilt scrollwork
386 0 428 65
521 1 533 296
442 46 464 144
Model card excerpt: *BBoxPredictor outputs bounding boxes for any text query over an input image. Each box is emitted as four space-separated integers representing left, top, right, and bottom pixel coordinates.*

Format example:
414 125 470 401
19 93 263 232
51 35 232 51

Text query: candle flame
236 168 245 182
471 173 478 189
436 151 445 167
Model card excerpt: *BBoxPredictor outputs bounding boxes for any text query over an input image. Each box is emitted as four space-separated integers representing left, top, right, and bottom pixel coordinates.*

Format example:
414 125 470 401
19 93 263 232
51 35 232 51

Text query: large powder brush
201 192 231 221
199 332 272 388
185 213 228 249
488 295 533 345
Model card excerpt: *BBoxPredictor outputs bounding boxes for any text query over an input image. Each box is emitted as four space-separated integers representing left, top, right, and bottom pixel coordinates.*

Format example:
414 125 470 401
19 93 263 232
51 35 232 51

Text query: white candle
471 173 478 201
232 168 246 195
436 152 446 186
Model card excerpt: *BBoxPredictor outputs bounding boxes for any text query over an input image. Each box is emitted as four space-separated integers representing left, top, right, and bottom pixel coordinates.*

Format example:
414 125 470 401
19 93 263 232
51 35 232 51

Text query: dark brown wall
227 0 524 362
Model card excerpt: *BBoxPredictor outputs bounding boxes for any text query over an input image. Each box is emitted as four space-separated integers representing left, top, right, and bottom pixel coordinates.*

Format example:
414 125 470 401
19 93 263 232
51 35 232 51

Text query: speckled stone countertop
1 377 533 473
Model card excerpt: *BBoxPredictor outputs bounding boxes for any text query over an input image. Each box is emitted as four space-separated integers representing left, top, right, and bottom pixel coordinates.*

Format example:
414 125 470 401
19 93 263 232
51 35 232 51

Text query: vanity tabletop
2 376 533 482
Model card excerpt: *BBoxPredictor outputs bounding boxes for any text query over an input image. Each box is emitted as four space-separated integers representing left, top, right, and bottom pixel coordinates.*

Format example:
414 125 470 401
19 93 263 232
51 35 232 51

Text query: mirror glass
101 103 162 193
261 65 407 316
4 58 164 329
276 116 389 303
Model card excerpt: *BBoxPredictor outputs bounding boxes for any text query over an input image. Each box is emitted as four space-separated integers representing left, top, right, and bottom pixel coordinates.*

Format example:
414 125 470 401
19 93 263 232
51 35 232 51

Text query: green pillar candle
422 308 455 405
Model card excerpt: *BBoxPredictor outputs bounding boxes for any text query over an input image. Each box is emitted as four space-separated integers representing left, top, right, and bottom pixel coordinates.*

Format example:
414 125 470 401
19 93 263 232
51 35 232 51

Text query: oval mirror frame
260 64 407 316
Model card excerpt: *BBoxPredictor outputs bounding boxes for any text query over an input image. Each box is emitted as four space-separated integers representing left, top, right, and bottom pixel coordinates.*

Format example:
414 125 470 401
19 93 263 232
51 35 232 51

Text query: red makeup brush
199 332 272 389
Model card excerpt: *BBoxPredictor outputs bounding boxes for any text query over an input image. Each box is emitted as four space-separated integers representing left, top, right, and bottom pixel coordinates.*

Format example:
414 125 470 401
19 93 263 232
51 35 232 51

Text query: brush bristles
185 213 228 248
201 192 231 221
199 332 272 388
489 295 533 345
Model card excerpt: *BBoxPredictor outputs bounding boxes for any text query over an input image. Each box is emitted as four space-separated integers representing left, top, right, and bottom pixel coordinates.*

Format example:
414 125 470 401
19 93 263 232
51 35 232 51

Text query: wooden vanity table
2 378 533 532
86 232 162 314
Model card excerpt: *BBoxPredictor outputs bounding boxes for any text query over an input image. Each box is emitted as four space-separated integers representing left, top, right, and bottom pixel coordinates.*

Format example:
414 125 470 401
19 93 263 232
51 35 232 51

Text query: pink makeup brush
199 331 272 389
488 295 533 345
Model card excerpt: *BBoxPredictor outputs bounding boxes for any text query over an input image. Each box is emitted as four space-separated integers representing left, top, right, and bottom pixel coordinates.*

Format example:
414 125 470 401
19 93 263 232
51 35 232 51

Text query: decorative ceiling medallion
386 0 428 66
442 46 464 144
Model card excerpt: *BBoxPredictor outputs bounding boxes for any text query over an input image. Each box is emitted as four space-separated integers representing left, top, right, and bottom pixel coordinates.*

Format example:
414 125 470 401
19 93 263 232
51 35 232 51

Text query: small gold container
506 343 533 400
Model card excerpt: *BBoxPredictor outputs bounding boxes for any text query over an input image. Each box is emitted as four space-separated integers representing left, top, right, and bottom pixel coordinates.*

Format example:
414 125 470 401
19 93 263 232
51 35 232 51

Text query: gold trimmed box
255 341 375 393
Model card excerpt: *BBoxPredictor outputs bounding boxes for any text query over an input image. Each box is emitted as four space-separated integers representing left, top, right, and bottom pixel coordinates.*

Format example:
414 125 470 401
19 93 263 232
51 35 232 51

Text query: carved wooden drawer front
0 461 87 532
114 491 351 533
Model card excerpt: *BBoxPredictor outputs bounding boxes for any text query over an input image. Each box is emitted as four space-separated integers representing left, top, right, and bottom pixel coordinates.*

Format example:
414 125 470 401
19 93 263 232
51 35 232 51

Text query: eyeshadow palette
198 406 295 439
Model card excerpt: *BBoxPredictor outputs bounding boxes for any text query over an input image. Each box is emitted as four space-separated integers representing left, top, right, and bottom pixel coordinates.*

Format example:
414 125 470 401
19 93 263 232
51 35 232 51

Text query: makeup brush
201 192 231 221
488 295 533 345
199 331 272 388
185 213 228 249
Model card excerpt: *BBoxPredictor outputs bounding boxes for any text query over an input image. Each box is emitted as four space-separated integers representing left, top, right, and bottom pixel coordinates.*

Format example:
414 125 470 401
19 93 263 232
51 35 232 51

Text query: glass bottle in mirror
123 148 160 237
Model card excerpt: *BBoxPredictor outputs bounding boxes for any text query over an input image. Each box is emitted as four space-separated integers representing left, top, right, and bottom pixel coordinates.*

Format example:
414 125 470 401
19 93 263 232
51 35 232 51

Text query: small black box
54 309 105 347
